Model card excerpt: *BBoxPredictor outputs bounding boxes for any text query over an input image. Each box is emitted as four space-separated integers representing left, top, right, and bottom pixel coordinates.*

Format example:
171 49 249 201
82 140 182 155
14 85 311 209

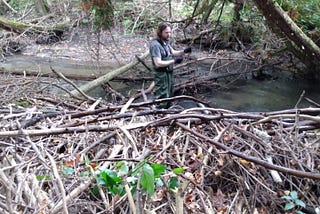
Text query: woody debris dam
0 72 320 213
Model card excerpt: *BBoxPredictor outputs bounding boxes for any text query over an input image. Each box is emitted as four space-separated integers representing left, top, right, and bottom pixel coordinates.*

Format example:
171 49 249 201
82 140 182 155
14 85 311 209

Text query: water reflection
204 71 320 112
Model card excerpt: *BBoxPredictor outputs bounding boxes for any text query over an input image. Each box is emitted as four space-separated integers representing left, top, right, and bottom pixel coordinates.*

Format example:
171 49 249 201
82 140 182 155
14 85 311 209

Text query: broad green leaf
296 211 305 214
295 199 306 208
281 196 292 200
168 177 179 190
141 164 155 196
173 167 185 174
111 184 125 196
96 176 106 185
118 164 129 176
104 169 118 178
92 186 99 195
155 178 164 187
101 171 114 186
101 169 122 189
290 191 298 200
102 169 122 183
116 161 125 168
36 175 43 180
151 163 166 178
62 166 74 175
284 202 295 211
100 169 123 195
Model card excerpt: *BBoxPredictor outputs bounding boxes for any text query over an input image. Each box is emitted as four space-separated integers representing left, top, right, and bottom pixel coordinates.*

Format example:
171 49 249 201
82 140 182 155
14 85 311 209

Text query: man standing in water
149 22 192 108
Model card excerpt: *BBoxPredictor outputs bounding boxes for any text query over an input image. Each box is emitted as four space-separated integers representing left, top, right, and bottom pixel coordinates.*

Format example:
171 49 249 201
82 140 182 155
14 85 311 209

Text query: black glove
183 47 192 53
174 56 183 64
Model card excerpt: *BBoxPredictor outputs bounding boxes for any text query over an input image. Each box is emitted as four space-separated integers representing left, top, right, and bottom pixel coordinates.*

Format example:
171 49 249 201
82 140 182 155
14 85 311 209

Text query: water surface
203 71 320 112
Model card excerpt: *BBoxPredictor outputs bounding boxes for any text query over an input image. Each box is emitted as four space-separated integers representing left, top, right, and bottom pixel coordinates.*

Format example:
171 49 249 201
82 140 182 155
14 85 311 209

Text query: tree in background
80 0 114 29
0 0 319 74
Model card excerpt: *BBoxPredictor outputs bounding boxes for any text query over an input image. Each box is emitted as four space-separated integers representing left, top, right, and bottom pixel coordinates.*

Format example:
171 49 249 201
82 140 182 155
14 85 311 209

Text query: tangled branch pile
0 73 320 214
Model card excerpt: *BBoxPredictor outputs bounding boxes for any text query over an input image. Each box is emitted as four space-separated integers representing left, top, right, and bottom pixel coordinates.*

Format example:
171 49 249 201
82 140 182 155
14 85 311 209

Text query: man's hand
174 56 183 64
183 47 192 53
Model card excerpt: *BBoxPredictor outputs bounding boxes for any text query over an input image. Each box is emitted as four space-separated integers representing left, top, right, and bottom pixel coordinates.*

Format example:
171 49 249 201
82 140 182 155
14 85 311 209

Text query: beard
161 35 170 42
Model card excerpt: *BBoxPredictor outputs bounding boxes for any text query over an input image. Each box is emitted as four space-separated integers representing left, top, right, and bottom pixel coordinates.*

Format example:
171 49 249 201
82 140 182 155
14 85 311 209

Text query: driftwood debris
0 73 320 213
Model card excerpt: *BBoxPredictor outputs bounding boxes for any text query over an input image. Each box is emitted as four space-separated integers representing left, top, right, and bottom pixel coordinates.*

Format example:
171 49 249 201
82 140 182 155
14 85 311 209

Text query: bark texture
253 0 320 72
0 16 68 34
70 50 149 97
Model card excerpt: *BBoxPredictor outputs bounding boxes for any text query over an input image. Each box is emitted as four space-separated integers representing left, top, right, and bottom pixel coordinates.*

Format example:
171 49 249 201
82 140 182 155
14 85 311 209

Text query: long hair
156 22 171 40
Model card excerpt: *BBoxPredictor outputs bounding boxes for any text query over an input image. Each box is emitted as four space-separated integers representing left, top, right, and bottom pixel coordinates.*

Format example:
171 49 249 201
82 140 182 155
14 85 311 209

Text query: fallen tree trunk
0 16 68 34
70 50 149 97
252 0 320 73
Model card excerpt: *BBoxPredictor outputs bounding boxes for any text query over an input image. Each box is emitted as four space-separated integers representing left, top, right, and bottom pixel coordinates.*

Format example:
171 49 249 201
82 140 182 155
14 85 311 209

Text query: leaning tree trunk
252 0 320 74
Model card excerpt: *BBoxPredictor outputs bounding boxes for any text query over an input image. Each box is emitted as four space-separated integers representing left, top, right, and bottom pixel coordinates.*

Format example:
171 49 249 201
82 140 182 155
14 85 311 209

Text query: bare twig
176 122 320 180
46 151 69 214
50 66 96 101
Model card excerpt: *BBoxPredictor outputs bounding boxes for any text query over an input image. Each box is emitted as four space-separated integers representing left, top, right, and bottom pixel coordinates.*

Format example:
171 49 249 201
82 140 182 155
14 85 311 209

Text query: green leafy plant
140 164 156 196
281 191 306 214
36 175 51 181
9 0 32 10
277 0 320 30
88 157 183 198
15 100 31 107
130 161 168 196
97 169 125 195
61 156 186 199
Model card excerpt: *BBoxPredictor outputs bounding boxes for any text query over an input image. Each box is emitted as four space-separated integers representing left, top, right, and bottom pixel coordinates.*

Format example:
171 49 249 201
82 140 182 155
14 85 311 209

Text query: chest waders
154 54 174 108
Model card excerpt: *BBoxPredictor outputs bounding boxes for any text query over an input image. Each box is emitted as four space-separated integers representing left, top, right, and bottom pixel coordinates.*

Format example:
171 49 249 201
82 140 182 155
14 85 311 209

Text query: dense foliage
2 0 319 44
277 0 320 44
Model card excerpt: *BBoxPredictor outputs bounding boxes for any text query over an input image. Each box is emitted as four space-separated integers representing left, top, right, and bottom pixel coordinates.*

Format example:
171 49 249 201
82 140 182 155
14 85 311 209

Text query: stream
205 71 320 112
1 55 319 112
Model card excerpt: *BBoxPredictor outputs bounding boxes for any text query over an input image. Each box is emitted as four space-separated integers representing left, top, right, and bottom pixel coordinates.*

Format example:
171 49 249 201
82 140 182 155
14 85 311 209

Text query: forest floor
22 29 150 66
